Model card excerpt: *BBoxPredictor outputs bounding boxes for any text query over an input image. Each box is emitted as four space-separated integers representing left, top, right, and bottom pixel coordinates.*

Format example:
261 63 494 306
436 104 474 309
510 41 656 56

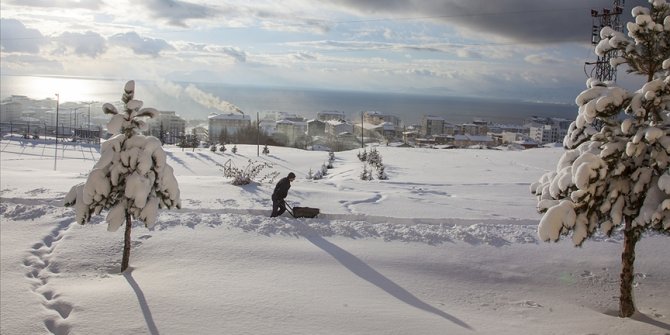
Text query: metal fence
0 121 102 144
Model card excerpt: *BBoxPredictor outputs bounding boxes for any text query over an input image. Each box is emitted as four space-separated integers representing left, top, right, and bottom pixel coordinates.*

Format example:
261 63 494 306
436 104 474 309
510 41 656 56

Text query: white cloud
524 53 564 65
108 32 175 57
55 31 107 58
0 19 45 53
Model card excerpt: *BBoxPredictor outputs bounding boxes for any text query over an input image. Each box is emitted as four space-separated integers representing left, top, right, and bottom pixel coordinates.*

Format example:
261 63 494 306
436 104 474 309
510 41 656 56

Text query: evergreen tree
64 80 181 272
531 2 670 318
357 149 367 162
360 164 372 181
327 151 335 169
377 163 388 180
232 145 238 154
219 143 227 153
262 144 270 155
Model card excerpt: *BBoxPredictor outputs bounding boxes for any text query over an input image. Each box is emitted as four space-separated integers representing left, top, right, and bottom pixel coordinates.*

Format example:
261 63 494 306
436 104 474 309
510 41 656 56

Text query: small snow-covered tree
377 163 388 180
262 144 270 155
64 80 181 273
219 144 227 153
210 144 217 152
327 151 335 168
531 2 670 318
357 149 367 162
360 164 373 181
232 145 238 154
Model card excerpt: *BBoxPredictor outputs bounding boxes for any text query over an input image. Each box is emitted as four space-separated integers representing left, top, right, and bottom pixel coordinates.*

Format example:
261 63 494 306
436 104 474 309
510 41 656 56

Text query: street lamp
73 107 85 139
85 101 94 137
54 93 59 170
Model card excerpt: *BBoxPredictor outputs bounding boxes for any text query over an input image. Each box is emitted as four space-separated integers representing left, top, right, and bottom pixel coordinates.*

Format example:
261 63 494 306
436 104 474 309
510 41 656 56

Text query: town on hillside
0 95 571 151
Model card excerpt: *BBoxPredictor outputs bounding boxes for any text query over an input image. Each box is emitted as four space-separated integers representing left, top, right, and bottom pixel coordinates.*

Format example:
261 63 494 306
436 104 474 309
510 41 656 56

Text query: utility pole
585 0 625 82
86 101 94 141
257 112 260 157
361 111 364 149
54 93 59 170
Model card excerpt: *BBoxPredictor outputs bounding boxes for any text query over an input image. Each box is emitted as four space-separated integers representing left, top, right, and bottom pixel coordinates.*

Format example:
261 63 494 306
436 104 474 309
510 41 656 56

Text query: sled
285 201 320 218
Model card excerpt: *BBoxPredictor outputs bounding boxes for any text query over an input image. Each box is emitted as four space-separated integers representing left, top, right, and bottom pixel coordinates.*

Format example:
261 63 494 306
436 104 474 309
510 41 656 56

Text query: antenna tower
585 0 625 82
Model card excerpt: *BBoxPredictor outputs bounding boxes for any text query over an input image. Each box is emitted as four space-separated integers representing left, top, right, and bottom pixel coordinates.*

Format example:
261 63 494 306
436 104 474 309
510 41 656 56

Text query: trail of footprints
23 221 74 335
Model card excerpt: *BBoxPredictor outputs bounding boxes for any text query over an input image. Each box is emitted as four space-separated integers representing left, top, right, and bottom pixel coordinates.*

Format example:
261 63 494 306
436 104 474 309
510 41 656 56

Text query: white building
317 110 346 122
362 111 401 127
146 111 186 144
275 119 308 146
528 118 571 144
208 113 251 143
325 119 353 137
421 115 445 137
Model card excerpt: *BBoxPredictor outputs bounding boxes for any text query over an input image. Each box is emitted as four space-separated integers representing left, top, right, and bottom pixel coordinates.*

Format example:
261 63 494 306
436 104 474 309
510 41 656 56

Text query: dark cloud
142 0 219 27
215 46 247 63
109 32 174 56
55 31 107 57
0 19 46 53
327 0 649 44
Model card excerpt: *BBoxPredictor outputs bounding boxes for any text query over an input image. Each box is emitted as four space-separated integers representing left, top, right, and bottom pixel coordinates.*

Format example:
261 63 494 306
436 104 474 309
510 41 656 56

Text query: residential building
528 117 571 144
453 134 494 147
421 115 445 137
325 119 353 137
460 121 488 136
208 112 250 144
146 111 187 144
275 119 308 147
317 110 346 122
362 111 401 127
307 119 326 137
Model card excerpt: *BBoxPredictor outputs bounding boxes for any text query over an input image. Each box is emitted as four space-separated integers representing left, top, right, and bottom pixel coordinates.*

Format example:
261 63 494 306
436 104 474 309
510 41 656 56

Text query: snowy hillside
1 138 668 335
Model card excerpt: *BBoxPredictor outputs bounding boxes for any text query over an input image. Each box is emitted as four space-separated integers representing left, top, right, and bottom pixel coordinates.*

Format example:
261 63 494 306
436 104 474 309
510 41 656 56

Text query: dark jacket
272 177 291 201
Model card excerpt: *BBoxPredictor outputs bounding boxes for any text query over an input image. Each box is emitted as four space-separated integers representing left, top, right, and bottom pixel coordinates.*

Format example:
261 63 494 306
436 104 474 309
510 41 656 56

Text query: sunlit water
1 75 577 124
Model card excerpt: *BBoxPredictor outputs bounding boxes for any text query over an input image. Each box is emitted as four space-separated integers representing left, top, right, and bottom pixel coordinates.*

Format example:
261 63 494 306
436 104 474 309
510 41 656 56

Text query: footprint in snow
22 220 75 335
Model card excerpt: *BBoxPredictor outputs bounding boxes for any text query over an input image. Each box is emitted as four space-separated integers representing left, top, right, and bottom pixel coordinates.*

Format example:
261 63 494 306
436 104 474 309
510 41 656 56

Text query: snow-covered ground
1 138 668 335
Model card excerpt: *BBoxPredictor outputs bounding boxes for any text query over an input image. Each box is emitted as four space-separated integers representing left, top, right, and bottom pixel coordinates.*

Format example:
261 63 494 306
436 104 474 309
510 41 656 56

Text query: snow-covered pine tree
210 144 217 152
531 1 670 318
360 164 372 181
357 149 367 162
377 163 388 180
328 151 335 168
64 80 181 273
262 144 270 155
219 144 227 153
232 145 238 154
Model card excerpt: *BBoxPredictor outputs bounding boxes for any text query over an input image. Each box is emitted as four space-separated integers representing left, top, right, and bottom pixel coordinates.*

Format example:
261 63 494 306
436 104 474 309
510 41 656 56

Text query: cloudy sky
0 0 650 104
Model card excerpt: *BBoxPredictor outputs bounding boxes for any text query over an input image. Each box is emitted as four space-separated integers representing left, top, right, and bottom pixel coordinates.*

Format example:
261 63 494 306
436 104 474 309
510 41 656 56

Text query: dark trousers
271 198 286 217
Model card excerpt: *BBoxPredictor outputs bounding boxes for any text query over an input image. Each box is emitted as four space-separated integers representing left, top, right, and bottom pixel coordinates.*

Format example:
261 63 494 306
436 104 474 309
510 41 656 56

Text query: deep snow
1 138 668 335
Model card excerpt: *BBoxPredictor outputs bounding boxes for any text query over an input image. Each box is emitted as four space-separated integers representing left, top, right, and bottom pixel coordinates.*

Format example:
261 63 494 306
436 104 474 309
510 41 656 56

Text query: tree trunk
619 219 641 318
121 212 132 272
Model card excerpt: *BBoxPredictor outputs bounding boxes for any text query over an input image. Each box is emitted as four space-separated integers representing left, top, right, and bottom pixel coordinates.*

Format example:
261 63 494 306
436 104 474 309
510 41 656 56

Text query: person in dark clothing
271 172 295 217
